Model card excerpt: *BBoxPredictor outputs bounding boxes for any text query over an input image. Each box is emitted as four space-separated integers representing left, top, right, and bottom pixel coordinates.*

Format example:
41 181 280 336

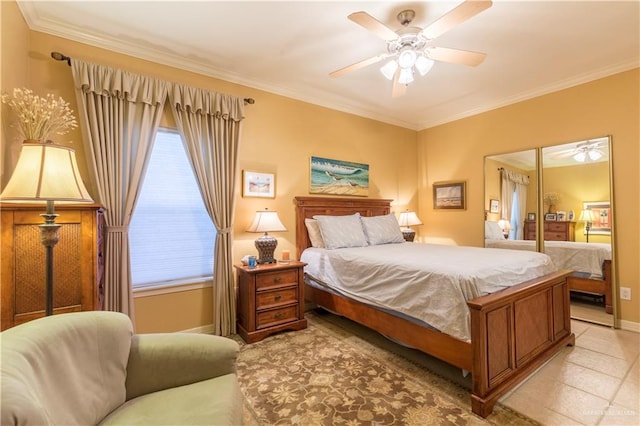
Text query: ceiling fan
330 0 493 97
547 140 608 163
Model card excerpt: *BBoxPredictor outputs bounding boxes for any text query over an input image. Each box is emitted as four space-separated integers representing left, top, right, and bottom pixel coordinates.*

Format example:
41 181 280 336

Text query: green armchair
1 311 243 425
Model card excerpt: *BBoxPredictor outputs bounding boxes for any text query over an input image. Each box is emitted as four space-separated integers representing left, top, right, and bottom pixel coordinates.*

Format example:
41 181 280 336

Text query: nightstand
235 261 307 343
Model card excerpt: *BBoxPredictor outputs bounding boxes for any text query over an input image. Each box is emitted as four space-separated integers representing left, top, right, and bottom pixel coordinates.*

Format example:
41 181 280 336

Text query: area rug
235 310 538 425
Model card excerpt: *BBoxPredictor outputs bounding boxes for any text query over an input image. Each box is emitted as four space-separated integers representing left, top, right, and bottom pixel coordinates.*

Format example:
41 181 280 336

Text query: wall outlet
620 287 631 301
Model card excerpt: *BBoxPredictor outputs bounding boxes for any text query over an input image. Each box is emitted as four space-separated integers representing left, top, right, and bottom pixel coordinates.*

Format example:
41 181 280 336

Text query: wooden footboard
468 269 575 417
567 259 612 314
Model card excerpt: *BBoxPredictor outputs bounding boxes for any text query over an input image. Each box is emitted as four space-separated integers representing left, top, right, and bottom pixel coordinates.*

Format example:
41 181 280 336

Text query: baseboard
620 319 640 333
180 324 215 334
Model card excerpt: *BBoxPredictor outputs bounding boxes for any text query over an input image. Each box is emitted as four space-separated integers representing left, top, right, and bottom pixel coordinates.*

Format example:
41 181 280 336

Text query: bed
485 221 613 313
295 196 575 418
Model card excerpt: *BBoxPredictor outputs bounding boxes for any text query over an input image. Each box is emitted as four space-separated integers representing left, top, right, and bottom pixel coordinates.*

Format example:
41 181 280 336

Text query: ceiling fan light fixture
397 48 417 69
573 151 587 162
588 149 603 161
380 60 398 80
415 55 435 76
398 67 414 85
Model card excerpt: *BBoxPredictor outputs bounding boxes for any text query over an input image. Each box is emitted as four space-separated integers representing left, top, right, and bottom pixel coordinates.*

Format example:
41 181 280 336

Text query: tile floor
500 319 639 425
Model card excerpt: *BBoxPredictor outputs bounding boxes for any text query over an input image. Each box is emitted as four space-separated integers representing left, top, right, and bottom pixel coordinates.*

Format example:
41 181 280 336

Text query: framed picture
433 181 466 210
309 156 369 197
556 211 566 221
242 171 275 198
527 212 536 221
544 213 557 221
489 199 499 213
583 201 611 235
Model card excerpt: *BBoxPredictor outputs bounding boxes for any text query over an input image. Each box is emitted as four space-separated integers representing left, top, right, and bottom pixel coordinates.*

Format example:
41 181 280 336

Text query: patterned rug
235 310 538 425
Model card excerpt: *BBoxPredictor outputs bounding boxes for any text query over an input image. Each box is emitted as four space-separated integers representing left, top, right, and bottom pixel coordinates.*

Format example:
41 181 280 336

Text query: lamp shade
397 211 423 228
498 219 512 231
246 209 286 234
578 209 596 222
0 142 92 203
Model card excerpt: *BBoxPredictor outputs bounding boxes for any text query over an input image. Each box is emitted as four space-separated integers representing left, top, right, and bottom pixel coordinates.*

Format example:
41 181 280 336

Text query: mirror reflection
484 137 614 326
542 137 613 326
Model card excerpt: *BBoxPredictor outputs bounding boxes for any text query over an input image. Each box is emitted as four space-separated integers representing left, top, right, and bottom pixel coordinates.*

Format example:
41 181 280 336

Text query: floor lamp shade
1 141 93 316
0 142 93 202
247 209 286 264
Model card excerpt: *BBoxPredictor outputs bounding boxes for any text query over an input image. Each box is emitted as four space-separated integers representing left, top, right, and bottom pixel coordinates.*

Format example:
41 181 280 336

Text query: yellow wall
1 1 418 332
418 69 640 324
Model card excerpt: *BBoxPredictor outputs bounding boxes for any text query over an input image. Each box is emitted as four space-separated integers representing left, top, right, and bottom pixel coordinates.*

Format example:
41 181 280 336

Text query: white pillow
484 221 504 240
304 218 325 248
360 214 405 245
313 213 368 250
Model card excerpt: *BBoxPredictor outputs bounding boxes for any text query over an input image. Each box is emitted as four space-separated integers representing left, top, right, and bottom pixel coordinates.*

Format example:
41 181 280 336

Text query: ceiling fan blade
421 0 493 40
348 11 398 41
329 55 384 78
426 46 487 66
391 70 406 98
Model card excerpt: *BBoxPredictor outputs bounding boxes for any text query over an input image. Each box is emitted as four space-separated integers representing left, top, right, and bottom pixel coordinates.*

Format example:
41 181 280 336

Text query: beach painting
309 156 369 196
433 181 466 210
243 170 275 198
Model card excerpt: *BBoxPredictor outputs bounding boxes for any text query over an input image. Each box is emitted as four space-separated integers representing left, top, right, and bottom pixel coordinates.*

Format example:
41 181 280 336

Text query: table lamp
247 208 286 264
397 210 423 242
498 219 512 239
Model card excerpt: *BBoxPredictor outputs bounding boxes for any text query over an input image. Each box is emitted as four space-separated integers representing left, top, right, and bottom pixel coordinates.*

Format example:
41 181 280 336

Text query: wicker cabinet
1 203 104 330
235 261 307 343
524 220 575 241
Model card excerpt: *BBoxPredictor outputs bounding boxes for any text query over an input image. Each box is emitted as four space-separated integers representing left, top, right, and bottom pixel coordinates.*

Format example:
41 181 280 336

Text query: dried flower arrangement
543 192 561 205
1 88 77 142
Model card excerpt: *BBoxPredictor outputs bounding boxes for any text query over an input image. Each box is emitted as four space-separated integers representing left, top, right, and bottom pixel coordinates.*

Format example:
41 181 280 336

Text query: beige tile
598 403 640 426
520 381 609 425
571 319 592 337
576 334 638 361
626 358 639 384
564 346 632 379
613 378 640 412
501 391 584 425
583 325 640 349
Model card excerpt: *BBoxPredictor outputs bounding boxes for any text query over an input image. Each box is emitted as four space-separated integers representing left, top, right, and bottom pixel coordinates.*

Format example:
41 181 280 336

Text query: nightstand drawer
256 288 298 310
256 270 298 290
256 305 298 329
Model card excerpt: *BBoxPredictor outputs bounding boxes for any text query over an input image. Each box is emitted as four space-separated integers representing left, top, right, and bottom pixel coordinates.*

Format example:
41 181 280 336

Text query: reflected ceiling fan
330 0 493 97
548 140 607 163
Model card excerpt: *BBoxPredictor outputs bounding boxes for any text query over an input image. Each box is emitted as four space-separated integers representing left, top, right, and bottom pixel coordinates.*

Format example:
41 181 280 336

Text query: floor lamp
0 141 93 316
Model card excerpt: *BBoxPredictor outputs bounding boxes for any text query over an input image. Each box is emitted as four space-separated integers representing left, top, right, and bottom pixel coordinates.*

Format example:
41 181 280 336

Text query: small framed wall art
433 181 466 210
242 171 275 198
489 199 499 213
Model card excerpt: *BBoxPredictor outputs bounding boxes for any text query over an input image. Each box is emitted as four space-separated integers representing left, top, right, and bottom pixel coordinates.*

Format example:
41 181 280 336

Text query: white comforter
300 243 555 342
484 239 611 278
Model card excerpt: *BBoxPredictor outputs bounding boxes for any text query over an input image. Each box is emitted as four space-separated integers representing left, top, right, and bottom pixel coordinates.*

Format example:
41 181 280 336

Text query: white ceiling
18 0 640 131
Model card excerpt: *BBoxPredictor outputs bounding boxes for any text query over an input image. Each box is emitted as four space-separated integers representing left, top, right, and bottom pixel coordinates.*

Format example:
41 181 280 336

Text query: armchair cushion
125 332 239 400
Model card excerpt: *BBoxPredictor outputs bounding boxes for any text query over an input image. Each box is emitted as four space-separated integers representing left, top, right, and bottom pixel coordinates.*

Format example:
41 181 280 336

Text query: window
129 130 216 289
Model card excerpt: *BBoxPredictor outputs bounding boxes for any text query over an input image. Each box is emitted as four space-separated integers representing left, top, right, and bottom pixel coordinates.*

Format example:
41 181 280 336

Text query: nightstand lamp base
401 228 416 242
255 234 278 264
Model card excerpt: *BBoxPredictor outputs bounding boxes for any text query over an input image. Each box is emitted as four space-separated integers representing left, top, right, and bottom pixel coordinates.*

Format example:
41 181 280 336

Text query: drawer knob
274 295 282 301
274 277 281 283
275 312 283 319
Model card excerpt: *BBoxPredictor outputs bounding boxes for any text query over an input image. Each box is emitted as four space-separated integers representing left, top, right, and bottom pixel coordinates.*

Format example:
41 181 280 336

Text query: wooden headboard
294 196 392 258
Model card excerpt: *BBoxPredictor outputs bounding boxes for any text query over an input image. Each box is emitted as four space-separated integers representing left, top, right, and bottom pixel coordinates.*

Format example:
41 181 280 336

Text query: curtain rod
498 167 529 178
50 51 256 105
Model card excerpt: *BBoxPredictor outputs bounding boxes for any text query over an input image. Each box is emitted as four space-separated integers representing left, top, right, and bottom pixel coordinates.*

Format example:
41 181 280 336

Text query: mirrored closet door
484 137 615 327
542 136 614 326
